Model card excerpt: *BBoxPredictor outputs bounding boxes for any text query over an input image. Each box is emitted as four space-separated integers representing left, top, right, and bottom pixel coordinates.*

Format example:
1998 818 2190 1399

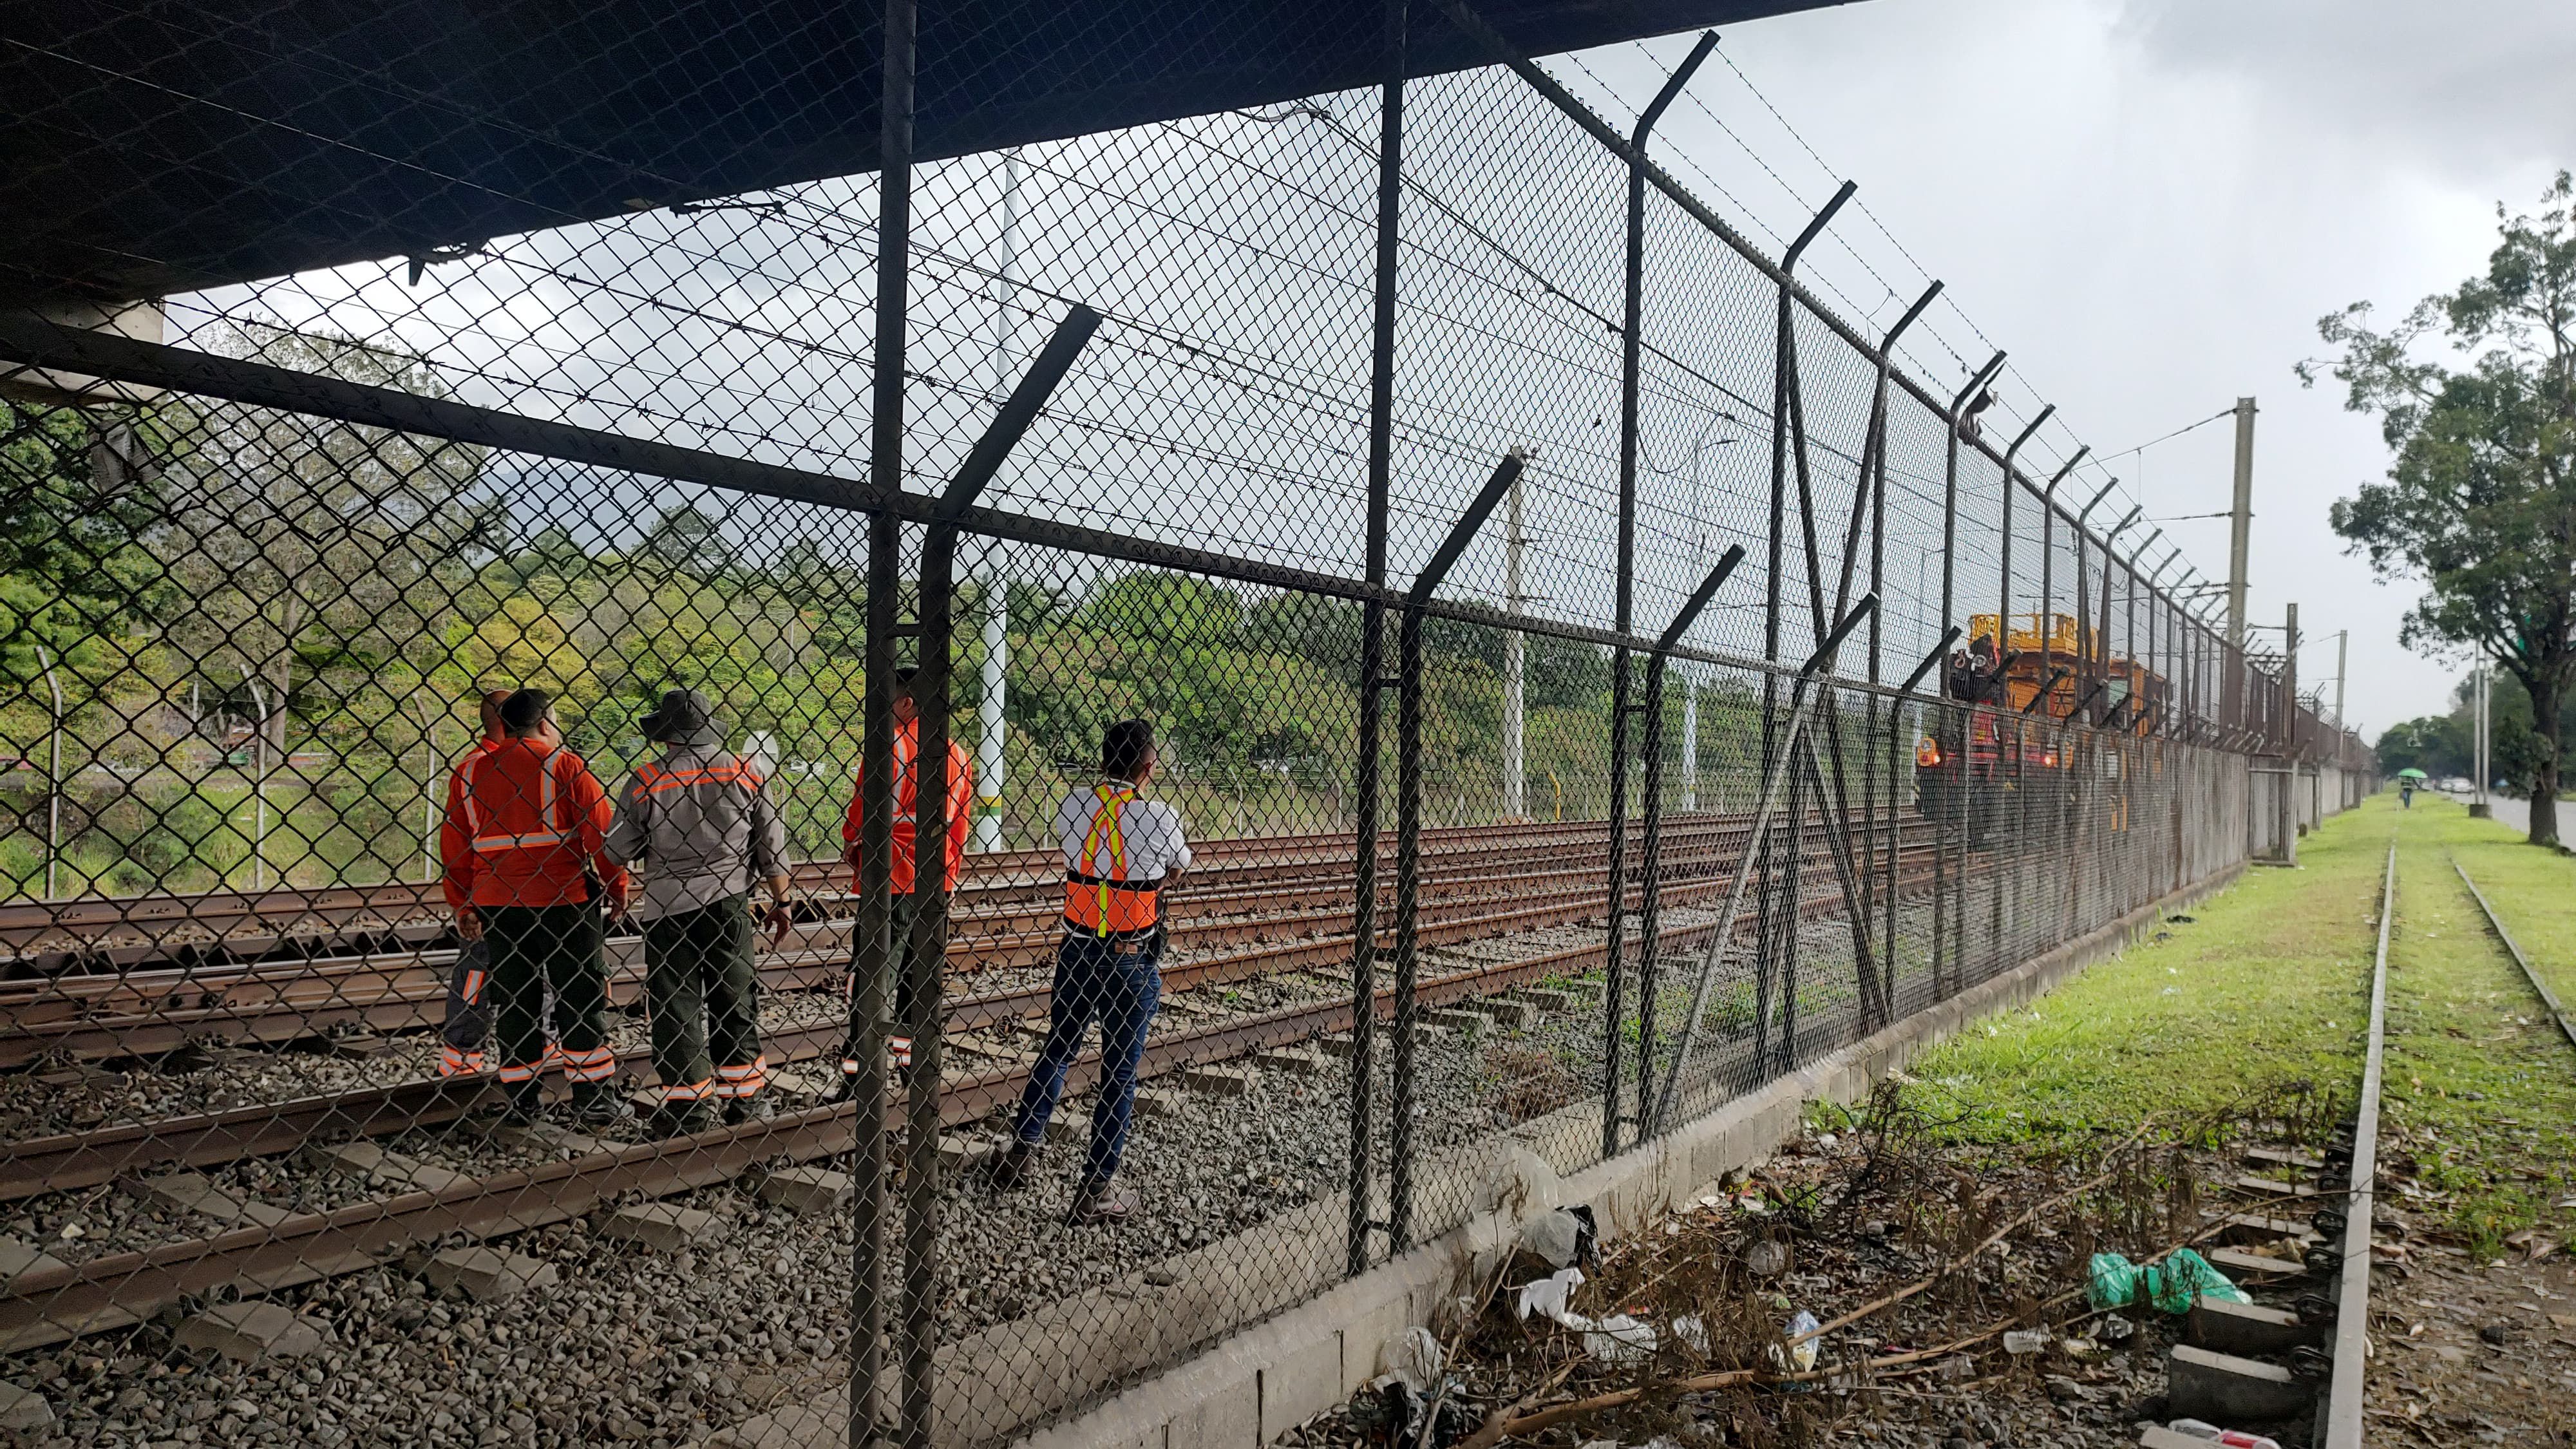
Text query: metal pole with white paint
37 646 63 900
972 150 1025 854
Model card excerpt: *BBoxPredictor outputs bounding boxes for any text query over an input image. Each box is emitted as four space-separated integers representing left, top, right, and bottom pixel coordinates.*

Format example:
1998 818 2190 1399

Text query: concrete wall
717 858 2243 1449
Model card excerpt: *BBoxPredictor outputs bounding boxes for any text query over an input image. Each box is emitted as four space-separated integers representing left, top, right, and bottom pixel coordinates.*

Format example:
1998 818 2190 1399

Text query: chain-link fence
0 3 2374 1447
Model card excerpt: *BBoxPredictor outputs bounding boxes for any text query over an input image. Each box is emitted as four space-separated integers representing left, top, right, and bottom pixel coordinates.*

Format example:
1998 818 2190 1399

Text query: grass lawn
1888 791 2382 1142
1876 790 2576 1256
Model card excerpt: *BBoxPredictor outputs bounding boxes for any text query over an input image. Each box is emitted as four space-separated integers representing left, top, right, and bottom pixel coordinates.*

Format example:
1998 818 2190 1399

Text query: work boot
722 1094 775 1128
1065 1177 1135 1226
498 1080 545 1126
571 1081 636 1129
986 1141 1037 1192
648 1101 720 1139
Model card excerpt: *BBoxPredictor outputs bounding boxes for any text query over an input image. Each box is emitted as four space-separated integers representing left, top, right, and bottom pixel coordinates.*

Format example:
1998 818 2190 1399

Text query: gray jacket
603 743 789 921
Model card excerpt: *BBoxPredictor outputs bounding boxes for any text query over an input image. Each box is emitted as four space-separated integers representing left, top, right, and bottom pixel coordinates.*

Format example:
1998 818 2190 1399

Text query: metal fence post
851 4 914 1437
1395 451 1524 1244
1346 0 1403 1277
1636 544 1741 1117
904 316 1097 1406
1604 32 1718 1155
1935 350 2003 998
1753 182 1852 1081
1861 282 1938 1023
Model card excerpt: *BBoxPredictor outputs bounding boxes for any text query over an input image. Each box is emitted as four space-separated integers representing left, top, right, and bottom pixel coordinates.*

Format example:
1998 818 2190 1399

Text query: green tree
2372 714 2470 779
0 402 167 688
153 325 495 760
2310 171 2576 844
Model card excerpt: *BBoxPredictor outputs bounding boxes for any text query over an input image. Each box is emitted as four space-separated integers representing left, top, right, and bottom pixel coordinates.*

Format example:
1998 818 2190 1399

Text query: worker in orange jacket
437 688 556 1076
838 668 971 1083
440 688 632 1125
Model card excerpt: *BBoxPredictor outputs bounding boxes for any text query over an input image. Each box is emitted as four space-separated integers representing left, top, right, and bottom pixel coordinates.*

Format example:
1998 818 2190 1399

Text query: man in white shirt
989 718 1191 1223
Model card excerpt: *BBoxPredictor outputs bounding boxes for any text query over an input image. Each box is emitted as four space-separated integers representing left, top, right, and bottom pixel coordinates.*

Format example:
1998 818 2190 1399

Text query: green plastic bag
2085 1250 2251 1314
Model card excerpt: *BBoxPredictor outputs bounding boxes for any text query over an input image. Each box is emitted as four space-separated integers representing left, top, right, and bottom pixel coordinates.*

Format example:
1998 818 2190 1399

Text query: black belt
1066 871 1162 892
1062 916 1159 942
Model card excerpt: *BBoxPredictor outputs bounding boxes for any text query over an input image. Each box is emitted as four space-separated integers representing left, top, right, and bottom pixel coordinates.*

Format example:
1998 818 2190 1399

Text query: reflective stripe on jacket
1062 783 1161 936
841 718 972 895
439 738 625 909
603 746 788 921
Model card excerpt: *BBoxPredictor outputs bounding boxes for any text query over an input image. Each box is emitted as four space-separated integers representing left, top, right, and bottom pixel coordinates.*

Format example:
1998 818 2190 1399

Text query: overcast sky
1578 0 2576 739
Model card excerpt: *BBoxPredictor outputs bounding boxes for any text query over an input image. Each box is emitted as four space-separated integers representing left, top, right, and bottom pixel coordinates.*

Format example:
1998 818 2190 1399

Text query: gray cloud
2114 0 2576 175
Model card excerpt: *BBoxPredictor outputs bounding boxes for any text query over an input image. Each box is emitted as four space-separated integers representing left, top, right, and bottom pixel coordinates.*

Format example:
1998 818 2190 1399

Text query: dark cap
638 688 723 745
499 688 553 734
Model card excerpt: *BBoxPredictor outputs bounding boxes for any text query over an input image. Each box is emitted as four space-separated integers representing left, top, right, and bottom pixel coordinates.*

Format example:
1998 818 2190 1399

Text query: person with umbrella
2397 767 2426 808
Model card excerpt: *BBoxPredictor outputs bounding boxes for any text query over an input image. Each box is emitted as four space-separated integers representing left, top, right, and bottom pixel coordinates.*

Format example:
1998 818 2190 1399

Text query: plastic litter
1352 1375 1475 1449
1379 1325 1444 1390
2098 1312 2136 1343
1514 1266 1705 1365
1516 1204 1598 1269
1515 1267 1584 1325
2001 1329 2050 1355
1783 1309 1821 1371
2085 1249 2251 1314
1578 1314 1659 1365
2165 1420 2281 1449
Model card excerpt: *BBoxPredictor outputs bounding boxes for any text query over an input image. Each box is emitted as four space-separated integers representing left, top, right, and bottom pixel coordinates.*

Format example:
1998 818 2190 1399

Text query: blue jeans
1012 932 1161 1184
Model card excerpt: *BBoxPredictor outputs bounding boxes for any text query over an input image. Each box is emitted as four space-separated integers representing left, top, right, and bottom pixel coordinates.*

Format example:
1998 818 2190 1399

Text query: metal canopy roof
1 0 1846 311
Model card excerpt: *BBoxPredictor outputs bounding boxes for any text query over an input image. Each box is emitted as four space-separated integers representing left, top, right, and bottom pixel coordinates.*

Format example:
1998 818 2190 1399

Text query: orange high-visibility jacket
440 737 627 910
1063 783 1162 936
840 717 972 895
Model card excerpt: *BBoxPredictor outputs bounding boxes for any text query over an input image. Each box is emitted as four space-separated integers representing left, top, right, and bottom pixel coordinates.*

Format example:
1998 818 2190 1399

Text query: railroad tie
126 1172 294 1228
299 1140 468 1194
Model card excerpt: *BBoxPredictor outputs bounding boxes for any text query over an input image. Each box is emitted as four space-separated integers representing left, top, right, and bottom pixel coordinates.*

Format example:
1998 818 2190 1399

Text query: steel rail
1 813 1767 963
1 837 1945 1196
2321 840 2395 1449
2450 855 2576 1051
0 856 1945 1352
0 818 1865 1065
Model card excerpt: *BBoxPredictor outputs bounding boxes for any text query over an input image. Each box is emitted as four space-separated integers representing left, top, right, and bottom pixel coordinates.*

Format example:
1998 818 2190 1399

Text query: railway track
2136 843 2392 1447
0 814 1926 1067
0 815 1760 967
0 851 1944 1351
0 837 1946 1197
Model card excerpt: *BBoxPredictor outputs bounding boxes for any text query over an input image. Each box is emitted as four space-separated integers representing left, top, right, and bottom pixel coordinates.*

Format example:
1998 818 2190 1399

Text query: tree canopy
2311 171 2576 844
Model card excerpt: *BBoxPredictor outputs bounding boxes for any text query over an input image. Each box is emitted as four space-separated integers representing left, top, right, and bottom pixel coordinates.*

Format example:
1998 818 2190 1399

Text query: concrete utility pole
2332 629 2347 732
1502 472 1526 819
2470 666 2492 819
2226 397 2255 649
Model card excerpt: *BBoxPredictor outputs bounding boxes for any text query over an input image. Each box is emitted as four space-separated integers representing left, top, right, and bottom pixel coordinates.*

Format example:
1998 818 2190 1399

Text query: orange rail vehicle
1914 612 2163 842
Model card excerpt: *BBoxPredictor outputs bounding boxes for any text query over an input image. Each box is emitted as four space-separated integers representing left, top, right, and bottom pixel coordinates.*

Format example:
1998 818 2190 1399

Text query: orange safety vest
841 719 971 895
442 739 623 910
1062 783 1162 937
459 747 575 853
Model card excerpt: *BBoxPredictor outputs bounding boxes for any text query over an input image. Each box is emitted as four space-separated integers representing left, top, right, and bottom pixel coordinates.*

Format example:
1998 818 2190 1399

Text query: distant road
2429 787 2529 834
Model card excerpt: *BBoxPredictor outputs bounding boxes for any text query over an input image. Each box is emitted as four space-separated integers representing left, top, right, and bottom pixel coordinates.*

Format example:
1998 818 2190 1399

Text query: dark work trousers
440 940 558 1073
438 939 491 1075
482 903 613 1086
1011 931 1162 1185
642 896 764 1102
842 894 932 1074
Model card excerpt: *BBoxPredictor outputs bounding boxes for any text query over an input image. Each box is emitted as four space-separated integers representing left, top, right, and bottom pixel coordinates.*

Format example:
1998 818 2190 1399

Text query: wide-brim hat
638 688 723 744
